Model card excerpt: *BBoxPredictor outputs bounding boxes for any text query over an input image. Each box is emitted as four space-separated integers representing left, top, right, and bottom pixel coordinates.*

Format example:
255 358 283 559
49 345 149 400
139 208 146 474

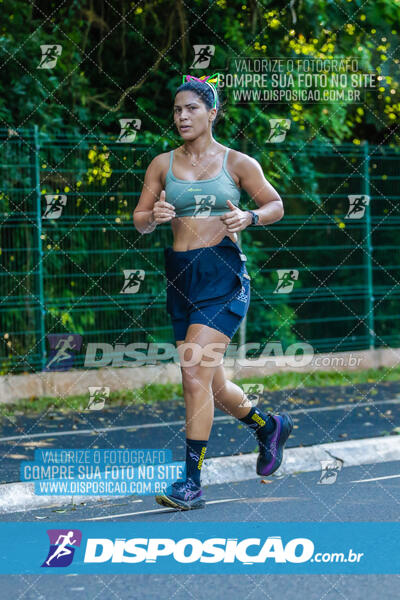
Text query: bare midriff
171 217 237 251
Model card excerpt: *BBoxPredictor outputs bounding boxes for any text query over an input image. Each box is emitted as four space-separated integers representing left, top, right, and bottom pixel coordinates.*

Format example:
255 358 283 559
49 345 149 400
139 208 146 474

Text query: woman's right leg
155 325 230 511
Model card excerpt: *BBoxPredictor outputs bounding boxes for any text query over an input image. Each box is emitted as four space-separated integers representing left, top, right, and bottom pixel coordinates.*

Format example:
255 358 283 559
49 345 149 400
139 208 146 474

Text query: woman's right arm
133 154 176 234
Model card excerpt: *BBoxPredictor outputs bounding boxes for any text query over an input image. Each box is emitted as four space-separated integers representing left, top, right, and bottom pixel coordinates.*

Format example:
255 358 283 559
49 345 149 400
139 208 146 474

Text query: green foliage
0 0 398 143
1 0 399 373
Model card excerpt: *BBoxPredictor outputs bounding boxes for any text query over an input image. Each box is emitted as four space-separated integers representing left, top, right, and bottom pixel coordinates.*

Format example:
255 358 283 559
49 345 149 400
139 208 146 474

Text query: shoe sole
155 494 205 511
256 413 294 477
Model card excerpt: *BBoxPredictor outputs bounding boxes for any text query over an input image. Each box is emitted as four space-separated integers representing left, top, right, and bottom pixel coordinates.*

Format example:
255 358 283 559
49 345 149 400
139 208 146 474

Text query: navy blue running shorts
164 235 251 342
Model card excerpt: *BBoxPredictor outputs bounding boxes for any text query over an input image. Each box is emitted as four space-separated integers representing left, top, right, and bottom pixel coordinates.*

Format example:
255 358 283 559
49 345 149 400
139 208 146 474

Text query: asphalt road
1 380 399 484
0 572 396 600
1 379 399 597
0 460 399 599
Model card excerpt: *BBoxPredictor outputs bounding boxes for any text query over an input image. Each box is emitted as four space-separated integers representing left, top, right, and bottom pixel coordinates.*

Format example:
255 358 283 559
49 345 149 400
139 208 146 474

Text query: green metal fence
1 127 399 374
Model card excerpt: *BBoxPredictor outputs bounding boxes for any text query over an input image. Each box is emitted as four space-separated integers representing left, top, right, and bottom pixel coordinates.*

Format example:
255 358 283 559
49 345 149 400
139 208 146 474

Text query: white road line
350 474 400 483
83 497 247 520
0 398 398 443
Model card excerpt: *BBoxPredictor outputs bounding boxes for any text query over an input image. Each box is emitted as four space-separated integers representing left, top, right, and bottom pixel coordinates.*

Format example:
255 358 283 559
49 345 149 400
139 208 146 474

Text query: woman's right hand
152 190 176 224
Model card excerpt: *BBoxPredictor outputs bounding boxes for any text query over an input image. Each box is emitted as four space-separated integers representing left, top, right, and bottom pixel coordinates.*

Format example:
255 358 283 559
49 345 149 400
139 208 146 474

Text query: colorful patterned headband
181 73 221 109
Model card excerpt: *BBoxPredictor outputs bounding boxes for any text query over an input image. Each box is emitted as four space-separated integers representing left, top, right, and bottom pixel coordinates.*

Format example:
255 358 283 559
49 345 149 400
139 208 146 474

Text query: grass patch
2 365 400 417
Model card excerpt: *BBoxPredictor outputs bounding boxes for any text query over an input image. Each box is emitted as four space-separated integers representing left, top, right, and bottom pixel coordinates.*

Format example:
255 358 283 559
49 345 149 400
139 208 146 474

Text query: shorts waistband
164 235 241 256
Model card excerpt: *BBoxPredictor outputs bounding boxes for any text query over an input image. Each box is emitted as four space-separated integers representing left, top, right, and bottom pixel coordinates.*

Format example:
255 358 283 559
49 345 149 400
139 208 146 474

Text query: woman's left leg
211 363 294 478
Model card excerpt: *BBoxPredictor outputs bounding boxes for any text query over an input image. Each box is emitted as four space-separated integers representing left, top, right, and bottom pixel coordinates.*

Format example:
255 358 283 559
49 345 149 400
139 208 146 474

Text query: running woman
133 74 293 510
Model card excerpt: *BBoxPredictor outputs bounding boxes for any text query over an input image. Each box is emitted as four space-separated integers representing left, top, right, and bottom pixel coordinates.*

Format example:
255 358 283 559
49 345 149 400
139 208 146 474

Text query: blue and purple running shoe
256 413 294 477
155 478 205 511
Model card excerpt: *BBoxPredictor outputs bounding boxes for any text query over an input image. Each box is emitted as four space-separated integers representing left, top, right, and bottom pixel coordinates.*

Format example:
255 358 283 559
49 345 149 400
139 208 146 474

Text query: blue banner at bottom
0 522 398 574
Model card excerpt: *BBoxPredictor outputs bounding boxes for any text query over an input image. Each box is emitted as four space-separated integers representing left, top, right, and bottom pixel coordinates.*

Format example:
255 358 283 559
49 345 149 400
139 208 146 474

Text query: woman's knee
181 364 215 395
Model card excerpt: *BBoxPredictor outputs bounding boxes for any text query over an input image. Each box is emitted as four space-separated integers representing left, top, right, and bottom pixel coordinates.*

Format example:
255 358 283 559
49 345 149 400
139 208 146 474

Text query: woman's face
174 90 215 139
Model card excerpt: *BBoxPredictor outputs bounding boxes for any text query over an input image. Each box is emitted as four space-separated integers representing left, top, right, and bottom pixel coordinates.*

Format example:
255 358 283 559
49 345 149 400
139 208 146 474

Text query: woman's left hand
220 200 252 232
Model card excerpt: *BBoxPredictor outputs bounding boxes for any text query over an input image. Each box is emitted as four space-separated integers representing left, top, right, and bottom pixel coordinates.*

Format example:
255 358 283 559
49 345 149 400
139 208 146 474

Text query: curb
0 435 399 514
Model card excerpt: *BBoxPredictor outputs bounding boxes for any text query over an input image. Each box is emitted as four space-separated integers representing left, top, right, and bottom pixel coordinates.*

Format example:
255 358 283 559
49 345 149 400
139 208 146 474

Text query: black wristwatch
247 210 259 226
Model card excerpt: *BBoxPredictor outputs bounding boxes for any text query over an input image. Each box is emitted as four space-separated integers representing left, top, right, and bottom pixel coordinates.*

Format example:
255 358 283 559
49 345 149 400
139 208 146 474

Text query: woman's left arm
220 154 284 232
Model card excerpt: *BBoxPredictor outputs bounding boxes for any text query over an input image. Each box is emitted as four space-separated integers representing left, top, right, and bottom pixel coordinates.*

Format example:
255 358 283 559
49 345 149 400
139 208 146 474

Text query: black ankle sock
185 438 208 487
239 406 276 445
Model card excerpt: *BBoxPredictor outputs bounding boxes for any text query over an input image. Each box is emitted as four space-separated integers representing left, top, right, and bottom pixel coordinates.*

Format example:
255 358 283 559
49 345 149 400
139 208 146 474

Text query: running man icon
46 335 76 369
44 334 83 371
42 529 82 568
37 44 62 69
345 195 370 219
46 532 76 566
274 269 298 294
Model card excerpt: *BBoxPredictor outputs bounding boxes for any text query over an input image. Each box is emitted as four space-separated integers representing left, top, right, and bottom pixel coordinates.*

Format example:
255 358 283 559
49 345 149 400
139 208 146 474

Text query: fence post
32 125 46 370
363 141 375 349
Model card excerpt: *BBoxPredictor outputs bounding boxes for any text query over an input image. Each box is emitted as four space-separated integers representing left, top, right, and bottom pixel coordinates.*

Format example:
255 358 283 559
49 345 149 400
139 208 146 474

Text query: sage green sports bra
165 148 241 218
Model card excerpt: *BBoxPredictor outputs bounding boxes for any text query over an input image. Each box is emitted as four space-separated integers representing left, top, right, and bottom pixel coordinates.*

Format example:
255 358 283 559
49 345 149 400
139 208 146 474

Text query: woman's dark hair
174 79 222 127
